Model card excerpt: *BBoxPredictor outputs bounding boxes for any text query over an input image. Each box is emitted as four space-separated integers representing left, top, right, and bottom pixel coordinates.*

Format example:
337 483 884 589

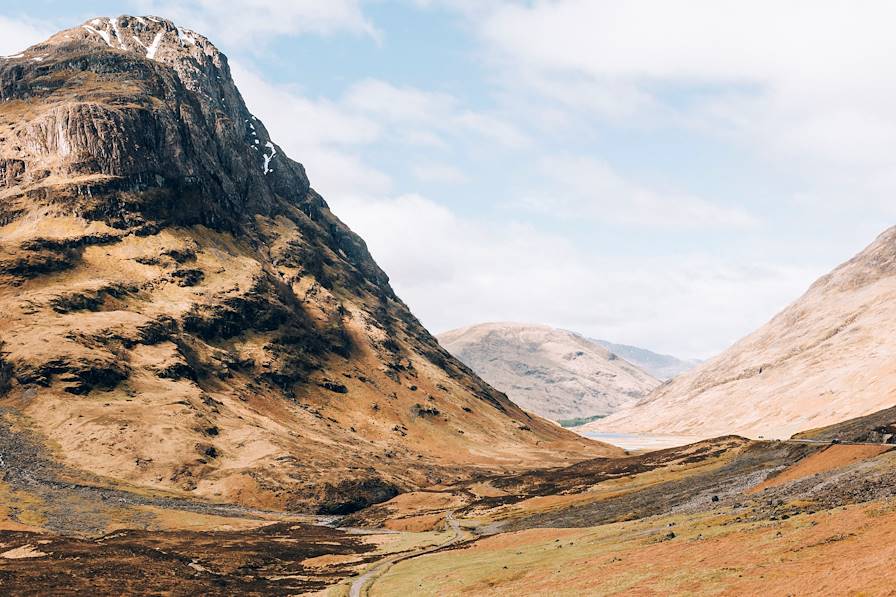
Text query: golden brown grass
372 502 896 596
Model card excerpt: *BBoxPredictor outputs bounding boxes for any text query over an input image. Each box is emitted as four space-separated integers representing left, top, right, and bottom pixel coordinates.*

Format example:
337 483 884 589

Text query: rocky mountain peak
70 16 239 123
77 16 221 70
1 15 308 232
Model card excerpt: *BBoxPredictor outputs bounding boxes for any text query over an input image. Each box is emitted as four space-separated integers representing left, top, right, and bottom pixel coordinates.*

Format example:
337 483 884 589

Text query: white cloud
230 66 538 196
135 0 379 46
0 16 52 56
413 163 469 184
521 155 756 230
463 0 896 201
233 67 380 148
505 72 663 123
345 79 457 124
345 78 530 148
299 149 392 198
401 130 448 148
454 110 530 149
331 192 815 358
231 63 391 196
479 1 894 83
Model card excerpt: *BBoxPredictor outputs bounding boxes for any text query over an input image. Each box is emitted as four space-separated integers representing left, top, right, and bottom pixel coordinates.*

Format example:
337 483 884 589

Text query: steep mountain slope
438 323 659 421
591 226 896 440
0 16 615 514
591 339 699 380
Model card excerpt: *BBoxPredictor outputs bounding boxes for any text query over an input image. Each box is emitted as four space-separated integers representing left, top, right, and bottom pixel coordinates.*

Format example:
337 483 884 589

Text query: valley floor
368 501 896 596
3 423 896 595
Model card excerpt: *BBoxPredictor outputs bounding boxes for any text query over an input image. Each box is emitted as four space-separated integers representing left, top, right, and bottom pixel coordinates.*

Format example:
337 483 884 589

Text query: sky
2 1 894 359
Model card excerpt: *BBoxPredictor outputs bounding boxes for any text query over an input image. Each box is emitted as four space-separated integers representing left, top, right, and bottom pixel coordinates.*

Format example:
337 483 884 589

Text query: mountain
590 226 896 440
591 339 699 380
437 323 660 421
0 16 615 514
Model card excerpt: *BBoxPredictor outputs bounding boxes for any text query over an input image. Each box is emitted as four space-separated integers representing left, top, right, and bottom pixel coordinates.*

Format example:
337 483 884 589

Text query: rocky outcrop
0 16 614 513
0 16 311 230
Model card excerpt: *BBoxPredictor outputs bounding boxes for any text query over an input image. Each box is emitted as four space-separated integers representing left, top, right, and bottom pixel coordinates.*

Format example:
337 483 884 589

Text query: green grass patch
557 414 606 428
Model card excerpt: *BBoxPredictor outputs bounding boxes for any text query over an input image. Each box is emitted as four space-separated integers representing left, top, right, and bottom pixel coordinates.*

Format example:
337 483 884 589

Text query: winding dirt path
349 512 462 597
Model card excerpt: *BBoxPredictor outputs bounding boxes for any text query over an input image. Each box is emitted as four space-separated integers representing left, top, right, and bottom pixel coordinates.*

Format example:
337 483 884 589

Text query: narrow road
349 511 462 597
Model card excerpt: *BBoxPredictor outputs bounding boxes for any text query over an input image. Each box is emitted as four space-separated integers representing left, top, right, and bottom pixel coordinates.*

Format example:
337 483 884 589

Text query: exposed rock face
591 226 896 440
438 323 659 421
0 16 615 513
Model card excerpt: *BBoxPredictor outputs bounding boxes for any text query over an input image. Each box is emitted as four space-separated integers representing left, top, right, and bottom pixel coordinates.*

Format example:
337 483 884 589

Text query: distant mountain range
438 323 685 421
591 339 701 380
